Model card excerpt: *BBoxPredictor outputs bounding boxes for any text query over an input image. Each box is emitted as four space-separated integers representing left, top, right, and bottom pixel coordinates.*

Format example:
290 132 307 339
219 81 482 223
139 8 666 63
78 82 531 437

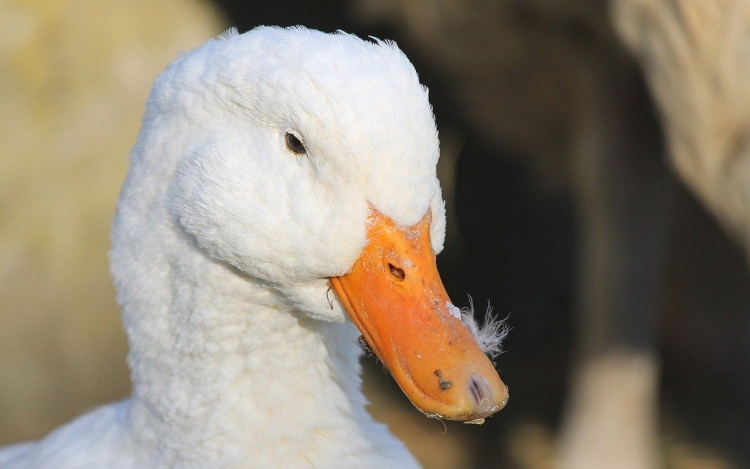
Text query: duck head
115 26 507 424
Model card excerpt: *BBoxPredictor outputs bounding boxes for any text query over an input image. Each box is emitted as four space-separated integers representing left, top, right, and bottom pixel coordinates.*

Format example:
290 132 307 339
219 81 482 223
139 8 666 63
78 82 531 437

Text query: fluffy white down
0 26 448 469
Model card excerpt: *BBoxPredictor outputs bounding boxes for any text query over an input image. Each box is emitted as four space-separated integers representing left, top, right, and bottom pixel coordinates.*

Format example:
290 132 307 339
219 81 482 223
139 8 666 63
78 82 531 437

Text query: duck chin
276 277 348 322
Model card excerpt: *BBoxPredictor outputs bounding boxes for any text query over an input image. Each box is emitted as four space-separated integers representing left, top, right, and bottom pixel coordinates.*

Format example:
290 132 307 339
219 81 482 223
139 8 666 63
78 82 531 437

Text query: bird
0 26 508 469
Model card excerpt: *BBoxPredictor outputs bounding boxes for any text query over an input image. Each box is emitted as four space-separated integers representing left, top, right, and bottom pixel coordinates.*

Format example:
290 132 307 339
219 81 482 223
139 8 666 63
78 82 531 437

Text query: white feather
460 296 510 361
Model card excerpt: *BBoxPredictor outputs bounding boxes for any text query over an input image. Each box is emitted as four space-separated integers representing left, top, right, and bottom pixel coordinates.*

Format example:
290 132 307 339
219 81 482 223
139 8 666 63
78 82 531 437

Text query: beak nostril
388 263 406 281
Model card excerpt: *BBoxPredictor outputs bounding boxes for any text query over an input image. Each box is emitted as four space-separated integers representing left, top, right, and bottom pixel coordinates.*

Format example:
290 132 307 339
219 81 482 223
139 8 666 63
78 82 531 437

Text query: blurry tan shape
613 0 750 252
506 420 557 469
0 0 224 445
559 351 661 469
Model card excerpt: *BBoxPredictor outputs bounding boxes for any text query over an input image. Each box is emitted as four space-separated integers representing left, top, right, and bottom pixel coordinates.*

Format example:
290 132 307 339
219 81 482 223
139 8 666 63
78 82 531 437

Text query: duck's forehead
296 56 438 168
276 31 436 146
255 30 440 224
227 28 437 153
213 28 440 224
299 52 439 225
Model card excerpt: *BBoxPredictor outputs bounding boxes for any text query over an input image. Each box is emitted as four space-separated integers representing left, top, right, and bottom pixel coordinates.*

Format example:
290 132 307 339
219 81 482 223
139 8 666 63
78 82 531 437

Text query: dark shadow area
661 184 750 465
452 141 577 467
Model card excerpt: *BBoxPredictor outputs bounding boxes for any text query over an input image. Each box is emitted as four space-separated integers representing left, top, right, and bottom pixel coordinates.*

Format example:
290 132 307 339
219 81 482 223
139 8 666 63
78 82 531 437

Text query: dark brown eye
388 263 405 281
285 132 306 155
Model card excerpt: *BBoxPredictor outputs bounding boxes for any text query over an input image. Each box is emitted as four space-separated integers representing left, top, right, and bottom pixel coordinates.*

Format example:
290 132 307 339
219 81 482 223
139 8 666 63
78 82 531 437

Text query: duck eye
285 132 306 155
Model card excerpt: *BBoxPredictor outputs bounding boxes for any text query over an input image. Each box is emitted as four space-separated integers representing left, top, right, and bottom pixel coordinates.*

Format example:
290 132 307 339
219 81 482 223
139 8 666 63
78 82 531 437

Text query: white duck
0 26 508 469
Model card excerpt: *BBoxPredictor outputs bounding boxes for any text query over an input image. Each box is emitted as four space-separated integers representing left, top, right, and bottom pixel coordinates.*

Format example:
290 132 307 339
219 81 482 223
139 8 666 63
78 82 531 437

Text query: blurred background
2 1 750 468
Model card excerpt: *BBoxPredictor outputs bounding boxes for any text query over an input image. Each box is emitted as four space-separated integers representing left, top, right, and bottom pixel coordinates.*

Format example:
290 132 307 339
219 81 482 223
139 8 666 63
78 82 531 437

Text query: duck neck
121 252 401 468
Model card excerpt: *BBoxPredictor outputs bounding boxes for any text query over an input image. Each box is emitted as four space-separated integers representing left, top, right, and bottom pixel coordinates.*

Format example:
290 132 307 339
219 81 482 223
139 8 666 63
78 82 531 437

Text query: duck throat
120 254 406 468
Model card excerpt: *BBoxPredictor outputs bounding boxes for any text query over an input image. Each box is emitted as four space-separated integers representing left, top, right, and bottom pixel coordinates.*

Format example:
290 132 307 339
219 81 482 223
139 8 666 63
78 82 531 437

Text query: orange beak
331 207 508 422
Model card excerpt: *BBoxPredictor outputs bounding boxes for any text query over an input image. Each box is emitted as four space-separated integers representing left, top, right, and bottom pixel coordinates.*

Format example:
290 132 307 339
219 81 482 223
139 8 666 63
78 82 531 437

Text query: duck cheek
275 278 348 322
330 207 508 422
169 140 370 285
